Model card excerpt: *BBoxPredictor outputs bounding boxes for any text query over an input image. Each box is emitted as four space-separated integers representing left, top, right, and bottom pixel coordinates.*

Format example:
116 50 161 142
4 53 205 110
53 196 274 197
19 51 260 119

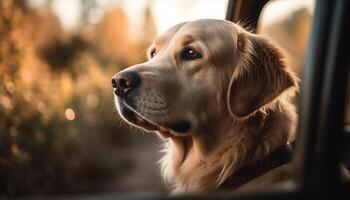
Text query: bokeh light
65 108 75 121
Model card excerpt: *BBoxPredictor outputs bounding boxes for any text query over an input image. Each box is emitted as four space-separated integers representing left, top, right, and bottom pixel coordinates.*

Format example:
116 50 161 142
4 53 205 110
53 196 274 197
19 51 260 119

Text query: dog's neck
159 106 296 194
219 144 292 191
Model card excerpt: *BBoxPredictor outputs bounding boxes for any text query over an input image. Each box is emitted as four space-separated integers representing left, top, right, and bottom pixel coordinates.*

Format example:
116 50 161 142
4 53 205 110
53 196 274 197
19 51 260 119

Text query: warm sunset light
28 0 228 34
4 0 341 198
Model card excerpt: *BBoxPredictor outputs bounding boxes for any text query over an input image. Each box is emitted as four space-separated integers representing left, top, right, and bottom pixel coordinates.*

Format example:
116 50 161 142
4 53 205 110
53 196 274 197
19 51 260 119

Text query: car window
258 0 350 177
258 0 350 126
258 0 315 80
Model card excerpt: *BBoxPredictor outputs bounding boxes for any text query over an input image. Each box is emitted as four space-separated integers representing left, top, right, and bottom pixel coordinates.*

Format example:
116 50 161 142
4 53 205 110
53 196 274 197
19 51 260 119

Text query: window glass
258 0 350 174
0 0 228 196
258 0 350 125
258 0 315 79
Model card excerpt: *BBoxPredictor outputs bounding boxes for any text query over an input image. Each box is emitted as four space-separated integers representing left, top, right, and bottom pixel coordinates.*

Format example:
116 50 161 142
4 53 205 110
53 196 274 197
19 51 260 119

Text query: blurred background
2 0 348 198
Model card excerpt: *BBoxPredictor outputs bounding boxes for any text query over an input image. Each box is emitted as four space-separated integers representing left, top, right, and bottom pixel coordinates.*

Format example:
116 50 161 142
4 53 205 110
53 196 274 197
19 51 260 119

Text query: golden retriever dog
112 19 298 194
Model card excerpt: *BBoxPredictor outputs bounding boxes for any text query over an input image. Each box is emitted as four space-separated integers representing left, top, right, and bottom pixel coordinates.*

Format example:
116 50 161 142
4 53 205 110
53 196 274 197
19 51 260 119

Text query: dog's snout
112 71 141 97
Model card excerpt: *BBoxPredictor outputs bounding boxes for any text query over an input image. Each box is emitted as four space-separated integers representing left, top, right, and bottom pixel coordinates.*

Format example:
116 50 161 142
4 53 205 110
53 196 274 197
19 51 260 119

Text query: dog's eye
181 47 201 60
150 49 156 58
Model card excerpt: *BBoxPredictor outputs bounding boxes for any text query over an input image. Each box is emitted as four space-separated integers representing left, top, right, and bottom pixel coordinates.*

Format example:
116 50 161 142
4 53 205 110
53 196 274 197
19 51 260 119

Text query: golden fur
113 19 298 194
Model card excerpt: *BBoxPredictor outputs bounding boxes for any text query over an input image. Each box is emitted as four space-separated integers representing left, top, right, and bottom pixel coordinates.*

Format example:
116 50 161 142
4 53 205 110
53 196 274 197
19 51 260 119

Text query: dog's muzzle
112 70 192 134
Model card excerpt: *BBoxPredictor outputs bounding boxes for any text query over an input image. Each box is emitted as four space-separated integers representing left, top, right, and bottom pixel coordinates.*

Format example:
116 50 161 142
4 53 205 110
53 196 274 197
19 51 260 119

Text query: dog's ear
227 34 298 118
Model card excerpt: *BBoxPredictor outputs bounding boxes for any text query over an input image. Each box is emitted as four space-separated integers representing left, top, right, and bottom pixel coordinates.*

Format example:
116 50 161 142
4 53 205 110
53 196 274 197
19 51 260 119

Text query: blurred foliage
0 0 157 196
258 2 313 78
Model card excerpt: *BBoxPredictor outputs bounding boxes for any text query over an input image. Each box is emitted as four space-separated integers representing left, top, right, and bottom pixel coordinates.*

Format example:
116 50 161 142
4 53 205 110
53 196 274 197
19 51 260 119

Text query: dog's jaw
115 97 160 132
115 95 194 136
115 95 197 169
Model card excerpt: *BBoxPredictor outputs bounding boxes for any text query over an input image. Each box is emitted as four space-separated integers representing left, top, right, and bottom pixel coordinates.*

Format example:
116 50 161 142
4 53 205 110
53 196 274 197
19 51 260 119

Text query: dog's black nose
112 71 141 97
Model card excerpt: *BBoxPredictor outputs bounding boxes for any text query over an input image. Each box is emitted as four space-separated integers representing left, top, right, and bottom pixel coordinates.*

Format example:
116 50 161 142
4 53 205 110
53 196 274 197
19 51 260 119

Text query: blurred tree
94 7 141 67
140 5 157 50
80 0 97 25
0 0 139 196
258 4 313 78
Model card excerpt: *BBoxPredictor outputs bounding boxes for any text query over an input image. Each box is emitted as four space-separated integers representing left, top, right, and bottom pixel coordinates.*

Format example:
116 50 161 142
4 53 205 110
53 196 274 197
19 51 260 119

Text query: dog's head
112 19 296 138
112 19 298 192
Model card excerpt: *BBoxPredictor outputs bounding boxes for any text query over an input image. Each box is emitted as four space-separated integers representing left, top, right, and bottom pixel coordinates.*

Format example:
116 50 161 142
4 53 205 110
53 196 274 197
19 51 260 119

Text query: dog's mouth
117 98 194 165
117 99 159 131
117 98 192 134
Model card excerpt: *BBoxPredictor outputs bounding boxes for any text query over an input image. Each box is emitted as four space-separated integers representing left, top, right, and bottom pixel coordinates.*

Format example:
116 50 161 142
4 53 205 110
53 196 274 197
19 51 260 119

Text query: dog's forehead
181 19 234 32
154 22 189 46
155 20 239 45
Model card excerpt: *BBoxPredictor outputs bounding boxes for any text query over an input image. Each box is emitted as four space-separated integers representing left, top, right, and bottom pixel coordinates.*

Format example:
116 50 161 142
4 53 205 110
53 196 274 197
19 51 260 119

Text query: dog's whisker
140 129 146 135
118 118 123 129
160 109 171 124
